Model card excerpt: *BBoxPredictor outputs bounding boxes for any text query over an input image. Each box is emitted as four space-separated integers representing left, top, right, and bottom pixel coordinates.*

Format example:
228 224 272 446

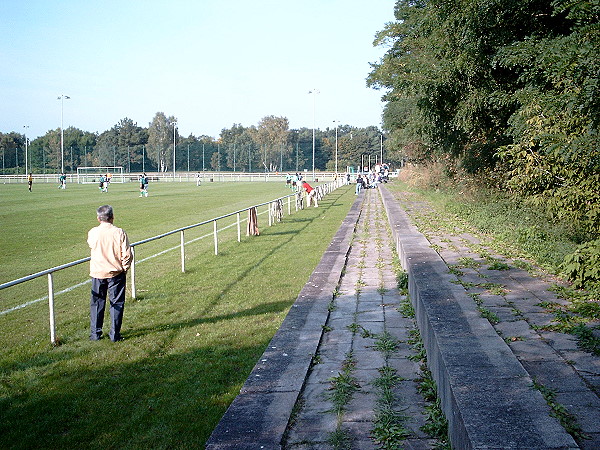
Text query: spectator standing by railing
87 205 132 342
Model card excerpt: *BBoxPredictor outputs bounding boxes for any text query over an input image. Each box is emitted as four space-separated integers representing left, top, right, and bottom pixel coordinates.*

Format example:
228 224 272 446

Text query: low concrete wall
206 194 363 449
379 186 577 449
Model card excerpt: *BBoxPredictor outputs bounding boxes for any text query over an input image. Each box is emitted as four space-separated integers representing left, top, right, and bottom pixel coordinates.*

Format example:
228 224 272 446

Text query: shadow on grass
192 189 350 319
126 300 292 339
0 342 267 448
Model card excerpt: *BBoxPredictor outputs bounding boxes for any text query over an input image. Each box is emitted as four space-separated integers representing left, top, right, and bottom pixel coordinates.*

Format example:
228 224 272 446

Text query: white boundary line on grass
0 215 249 316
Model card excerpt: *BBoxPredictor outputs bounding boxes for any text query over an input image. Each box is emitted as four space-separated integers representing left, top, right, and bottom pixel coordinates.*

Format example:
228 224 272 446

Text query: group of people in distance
138 173 149 197
27 172 68 192
355 165 390 195
285 172 318 207
98 173 112 193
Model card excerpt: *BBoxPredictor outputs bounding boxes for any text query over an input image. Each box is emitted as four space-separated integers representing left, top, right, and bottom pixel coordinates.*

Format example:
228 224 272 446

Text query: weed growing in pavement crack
373 331 400 359
571 324 600 356
396 270 409 295
399 297 415 318
457 257 481 268
409 326 450 448
326 352 360 449
327 429 353 449
346 322 374 338
326 352 360 415
371 365 411 448
532 378 586 440
448 265 464 277
478 306 501 325
487 259 511 271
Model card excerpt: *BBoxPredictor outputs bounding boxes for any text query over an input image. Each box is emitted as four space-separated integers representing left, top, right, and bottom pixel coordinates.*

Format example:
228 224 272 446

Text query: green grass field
0 180 356 449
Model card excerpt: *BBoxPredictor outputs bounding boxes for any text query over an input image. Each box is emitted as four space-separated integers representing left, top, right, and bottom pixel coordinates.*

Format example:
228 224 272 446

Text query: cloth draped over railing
270 199 283 224
247 207 260 236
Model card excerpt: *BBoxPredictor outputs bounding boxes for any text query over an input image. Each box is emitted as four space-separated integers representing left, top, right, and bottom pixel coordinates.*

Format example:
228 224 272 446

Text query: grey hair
96 205 114 222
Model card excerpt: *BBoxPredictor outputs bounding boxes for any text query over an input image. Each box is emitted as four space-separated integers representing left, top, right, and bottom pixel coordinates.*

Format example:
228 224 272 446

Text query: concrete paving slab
285 409 338 446
539 330 580 352
507 336 564 362
555 391 600 433
356 310 385 323
308 362 346 382
477 292 508 308
486 305 522 322
495 319 542 340
388 356 422 380
206 390 300 449
317 341 353 362
520 359 591 392
353 349 387 370
356 301 383 313
344 390 377 422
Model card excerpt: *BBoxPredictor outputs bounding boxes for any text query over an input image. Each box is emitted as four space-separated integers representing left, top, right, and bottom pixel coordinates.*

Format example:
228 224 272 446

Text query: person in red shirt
302 181 318 207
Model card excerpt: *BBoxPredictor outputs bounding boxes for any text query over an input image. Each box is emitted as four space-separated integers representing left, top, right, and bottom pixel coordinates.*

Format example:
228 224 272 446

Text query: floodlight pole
57 95 70 174
333 120 340 175
308 89 319 181
172 122 178 180
23 125 29 174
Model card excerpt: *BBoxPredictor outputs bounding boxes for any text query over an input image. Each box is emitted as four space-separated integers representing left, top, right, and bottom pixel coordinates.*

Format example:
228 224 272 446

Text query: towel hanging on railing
247 207 260 236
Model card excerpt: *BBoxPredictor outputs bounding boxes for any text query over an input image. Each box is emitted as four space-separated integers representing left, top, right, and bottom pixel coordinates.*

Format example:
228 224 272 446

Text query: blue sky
1 0 394 140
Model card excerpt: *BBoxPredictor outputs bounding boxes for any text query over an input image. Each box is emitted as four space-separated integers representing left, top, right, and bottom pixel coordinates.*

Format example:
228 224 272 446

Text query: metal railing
0 171 345 184
0 178 344 344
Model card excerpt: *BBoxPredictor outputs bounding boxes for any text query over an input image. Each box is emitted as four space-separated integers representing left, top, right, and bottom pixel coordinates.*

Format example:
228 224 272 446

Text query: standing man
356 174 363 195
87 205 132 342
28 173 33 192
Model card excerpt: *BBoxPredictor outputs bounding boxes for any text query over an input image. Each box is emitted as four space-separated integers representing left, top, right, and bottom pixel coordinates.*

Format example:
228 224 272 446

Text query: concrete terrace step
207 185 582 449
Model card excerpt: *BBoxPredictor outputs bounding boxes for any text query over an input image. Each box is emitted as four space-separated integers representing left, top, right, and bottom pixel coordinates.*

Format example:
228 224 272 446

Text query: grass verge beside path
0 184 356 449
385 180 579 274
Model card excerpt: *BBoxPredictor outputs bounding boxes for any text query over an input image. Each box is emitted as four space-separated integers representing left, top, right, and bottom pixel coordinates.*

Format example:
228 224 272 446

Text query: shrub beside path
207 185 599 449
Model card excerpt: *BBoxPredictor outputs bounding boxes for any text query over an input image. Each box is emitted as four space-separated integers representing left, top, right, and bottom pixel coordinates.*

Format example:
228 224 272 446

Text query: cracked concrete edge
205 191 364 449
378 185 578 450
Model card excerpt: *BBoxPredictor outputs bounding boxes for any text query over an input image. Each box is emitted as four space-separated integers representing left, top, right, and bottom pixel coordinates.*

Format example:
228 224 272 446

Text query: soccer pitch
1 181 291 285
0 179 356 448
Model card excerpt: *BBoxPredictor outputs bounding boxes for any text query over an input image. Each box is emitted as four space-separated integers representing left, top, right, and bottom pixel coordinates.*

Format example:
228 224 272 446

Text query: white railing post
180 230 185 273
47 273 57 345
268 204 272 227
236 212 241 242
131 247 137 299
213 220 218 255
288 196 291 215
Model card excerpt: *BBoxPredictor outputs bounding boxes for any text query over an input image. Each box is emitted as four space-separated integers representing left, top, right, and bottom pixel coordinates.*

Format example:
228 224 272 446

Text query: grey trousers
90 272 126 341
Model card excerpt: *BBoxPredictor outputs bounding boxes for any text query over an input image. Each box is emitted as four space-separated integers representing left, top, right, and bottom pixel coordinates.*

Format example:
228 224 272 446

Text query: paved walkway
285 188 437 448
